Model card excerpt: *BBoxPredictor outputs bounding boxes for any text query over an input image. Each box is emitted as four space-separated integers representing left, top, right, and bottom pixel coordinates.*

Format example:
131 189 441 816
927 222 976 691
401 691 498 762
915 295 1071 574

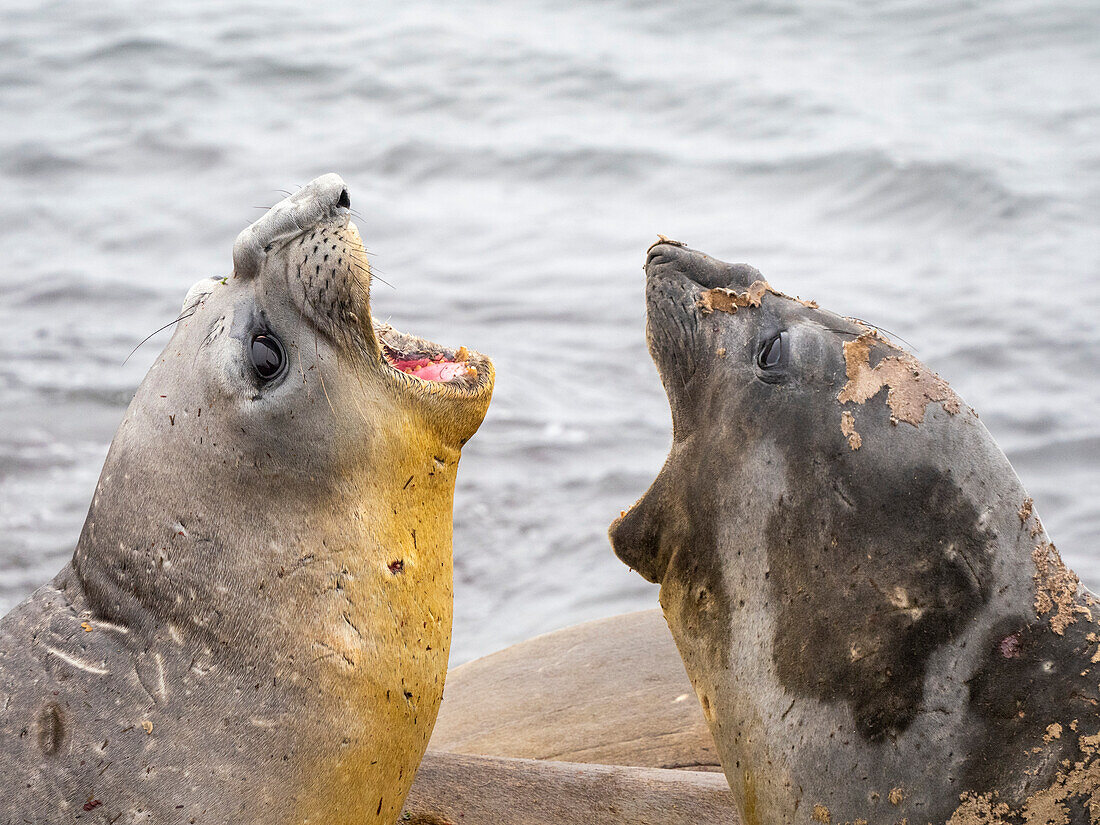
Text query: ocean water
0 0 1097 663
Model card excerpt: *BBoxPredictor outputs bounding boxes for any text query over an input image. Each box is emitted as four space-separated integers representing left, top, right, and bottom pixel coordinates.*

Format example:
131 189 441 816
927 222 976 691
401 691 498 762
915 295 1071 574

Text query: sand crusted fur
697 281 770 314
947 728 1100 824
1021 504 1093 636
840 411 862 451
697 281 819 315
835 330 963 450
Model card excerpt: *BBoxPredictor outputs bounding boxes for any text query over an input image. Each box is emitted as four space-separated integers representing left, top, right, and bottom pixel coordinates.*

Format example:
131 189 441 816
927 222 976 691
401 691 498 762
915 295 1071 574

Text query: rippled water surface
0 0 1097 662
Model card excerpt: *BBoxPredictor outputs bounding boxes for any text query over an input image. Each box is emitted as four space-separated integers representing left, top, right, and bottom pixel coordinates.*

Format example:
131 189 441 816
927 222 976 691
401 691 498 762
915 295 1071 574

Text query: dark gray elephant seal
0 174 493 824
610 240 1099 824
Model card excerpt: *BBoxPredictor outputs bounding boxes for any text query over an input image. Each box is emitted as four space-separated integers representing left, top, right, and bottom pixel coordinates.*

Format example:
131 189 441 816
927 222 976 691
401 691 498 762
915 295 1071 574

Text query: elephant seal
609 240 1099 824
429 610 719 771
403 611 738 824
0 174 493 824
404 751 738 825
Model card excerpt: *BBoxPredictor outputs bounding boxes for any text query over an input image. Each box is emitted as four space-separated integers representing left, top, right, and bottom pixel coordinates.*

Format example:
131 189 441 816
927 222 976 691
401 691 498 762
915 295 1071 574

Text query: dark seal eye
758 331 788 370
250 333 286 381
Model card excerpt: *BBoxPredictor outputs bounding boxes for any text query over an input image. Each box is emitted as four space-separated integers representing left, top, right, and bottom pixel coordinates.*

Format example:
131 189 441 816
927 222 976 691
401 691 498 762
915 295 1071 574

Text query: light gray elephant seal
610 240 1099 824
0 174 493 824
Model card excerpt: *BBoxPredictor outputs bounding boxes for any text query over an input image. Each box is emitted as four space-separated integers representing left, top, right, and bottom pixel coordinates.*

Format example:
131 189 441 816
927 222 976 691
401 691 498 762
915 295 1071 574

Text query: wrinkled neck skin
653 408 1099 823
74 376 457 665
69 338 463 823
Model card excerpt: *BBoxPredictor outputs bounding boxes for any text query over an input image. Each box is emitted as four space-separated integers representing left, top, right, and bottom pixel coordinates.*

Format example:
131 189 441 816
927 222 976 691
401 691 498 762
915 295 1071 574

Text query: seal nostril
336 189 350 209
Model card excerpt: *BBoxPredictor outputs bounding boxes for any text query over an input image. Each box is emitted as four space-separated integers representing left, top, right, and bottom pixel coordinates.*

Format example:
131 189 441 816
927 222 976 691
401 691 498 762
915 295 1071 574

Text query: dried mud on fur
835 331 963 449
697 280 770 314
947 728 1100 823
840 411 862 451
837 332 962 425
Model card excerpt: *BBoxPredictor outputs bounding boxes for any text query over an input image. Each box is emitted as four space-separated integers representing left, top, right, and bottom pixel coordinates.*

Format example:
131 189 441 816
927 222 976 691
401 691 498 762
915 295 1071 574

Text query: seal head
610 240 1099 822
1 175 493 824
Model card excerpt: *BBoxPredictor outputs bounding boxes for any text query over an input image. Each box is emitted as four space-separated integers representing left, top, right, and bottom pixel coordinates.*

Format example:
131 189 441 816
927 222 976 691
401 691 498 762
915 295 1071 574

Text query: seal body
610 241 1099 823
429 610 719 771
0 175 493 824
403 611 736 824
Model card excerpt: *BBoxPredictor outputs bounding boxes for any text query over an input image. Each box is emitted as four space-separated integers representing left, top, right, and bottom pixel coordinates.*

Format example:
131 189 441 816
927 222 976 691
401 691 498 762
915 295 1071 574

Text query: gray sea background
0 0 1097 663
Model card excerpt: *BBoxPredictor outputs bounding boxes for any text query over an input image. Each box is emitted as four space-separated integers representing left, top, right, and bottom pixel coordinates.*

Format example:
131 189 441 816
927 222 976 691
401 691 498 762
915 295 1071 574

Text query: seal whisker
311 321 337 417
123 308 199 365
295 281 310 386
349 251 395 290
847 317 918 351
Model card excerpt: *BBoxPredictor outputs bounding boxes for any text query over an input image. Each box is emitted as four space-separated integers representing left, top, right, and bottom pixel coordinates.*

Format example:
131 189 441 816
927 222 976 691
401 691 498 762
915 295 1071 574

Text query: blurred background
0 0 1097 663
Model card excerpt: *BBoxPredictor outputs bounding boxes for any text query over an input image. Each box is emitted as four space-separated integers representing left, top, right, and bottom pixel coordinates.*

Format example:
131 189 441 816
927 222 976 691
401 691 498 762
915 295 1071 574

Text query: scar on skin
837 331 962 428
840 411 862 450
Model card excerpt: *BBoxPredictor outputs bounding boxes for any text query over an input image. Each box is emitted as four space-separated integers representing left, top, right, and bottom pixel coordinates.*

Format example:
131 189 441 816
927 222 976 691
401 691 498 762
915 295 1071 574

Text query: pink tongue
392 358 470 382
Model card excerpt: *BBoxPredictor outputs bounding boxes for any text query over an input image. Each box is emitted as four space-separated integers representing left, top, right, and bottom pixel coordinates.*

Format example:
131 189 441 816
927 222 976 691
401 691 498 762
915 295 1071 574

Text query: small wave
0 143 85 178
1 273 159 308
131 131 226 172
373 138 667 184
820 151 1044 228
697 148 1048 230
226 54 345 85
80 36 203 65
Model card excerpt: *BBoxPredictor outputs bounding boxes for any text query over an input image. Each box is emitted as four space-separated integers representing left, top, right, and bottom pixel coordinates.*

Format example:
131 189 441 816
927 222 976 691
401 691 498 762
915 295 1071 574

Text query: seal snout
232 173 353 281
645 238 762 292
646 237 688 268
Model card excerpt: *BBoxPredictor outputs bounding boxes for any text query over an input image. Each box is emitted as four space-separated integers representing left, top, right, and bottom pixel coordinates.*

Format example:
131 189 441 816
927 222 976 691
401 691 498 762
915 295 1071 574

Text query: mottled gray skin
0 175 492 824
610 241 1099 824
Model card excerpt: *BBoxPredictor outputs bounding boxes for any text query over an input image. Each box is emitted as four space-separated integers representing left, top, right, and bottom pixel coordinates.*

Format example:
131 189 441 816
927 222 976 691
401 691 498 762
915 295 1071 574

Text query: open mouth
374 321 484 388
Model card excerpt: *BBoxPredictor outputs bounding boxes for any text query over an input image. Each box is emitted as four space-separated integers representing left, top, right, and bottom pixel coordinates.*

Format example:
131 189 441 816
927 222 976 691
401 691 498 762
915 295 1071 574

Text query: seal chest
0 175 494 824
610 240 1099 822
